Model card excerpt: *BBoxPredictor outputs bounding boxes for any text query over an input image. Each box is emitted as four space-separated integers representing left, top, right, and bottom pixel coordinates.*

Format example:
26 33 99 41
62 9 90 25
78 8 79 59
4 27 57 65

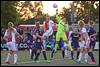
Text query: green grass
1 50 99 66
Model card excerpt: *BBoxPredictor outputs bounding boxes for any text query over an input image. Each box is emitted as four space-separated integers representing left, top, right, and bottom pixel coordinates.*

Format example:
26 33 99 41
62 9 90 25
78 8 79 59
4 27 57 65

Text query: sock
34 49 37 56
55 44 58 51
14 53 18 63
65 49 67 56
51 49 55 58
84 53 88 62
43 40 46 48
76 51 80 59
6 53 11 62
62 50 65 59
88 52 95 62
43 51 47 60
88 52 91 57
78 52 82 61
31 50 34 60
34 52 40 61
71 51 74 59
29 49 32 57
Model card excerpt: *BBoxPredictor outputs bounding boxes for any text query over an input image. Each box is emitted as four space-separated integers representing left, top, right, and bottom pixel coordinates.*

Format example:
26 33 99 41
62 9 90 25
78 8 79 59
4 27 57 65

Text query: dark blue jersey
71 33 81 42
27 33 33 43
87 27 96 38
34 28 43 42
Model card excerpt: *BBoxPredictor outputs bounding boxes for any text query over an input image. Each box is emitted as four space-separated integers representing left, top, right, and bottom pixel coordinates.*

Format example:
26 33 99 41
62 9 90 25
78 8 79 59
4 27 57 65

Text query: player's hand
56 9 58 15
28 40 30 43
91 38 94 41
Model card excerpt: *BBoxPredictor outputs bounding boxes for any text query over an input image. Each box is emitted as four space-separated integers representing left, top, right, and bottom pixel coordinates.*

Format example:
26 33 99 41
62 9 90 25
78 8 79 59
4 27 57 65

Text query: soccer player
42 14 55 60
24 32 37 60
3 22 20 64
69 28 81 60
66 27 73 58
77 20 90 64
54 13 69 59
87 21 97 64
43 14 54 48
34 21 50 63
50 23 57 59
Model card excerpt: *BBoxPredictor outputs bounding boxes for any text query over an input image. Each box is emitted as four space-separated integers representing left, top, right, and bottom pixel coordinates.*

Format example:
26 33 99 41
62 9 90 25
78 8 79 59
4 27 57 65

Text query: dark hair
89 20 95 25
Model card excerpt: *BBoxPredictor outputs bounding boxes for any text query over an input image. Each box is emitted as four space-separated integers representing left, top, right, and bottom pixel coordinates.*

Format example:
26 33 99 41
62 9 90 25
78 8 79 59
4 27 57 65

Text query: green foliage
1 1 20 27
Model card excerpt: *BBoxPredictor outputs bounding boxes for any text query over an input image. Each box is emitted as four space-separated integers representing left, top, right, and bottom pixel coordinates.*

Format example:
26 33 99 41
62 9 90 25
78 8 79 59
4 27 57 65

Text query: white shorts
85 38 90 48
43 28 53 37
64 42 68 47
79 41 85 48
79 39 90 48
7 42 18 51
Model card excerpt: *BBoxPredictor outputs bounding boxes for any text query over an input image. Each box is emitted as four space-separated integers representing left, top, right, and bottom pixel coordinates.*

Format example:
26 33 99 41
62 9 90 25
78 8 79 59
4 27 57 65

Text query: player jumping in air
53 10 69 59
42 14 55 60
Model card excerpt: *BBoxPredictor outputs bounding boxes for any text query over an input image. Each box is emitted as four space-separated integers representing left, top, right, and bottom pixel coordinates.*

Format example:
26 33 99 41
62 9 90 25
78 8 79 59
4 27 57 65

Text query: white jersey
4 28 17 43
43 20 54 30
79 27 90 48
68 30 73 41
43 20 54 36
80 27 89 40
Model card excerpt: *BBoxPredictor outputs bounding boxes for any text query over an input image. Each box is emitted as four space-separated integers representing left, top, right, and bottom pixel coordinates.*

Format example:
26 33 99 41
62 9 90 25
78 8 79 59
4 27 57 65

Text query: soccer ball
53 3 57 8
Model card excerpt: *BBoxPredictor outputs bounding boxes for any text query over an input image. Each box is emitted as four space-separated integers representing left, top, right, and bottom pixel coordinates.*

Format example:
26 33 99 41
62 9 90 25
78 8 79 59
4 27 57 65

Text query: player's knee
37 50 41 53
13 51 18 54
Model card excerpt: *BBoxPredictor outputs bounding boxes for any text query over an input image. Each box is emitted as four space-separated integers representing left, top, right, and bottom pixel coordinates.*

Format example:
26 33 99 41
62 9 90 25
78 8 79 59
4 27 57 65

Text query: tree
74 1 99 23
17 1 44 22
1 1 20 27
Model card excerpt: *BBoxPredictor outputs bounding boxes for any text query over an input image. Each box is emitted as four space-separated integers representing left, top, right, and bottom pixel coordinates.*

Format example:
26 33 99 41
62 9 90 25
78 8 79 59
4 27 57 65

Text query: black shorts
89 40 96 49
35 42 43 50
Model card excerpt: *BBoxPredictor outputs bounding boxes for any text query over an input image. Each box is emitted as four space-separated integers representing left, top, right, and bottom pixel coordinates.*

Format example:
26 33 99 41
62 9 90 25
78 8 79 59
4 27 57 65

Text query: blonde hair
8 22 14 27
78 20 85 26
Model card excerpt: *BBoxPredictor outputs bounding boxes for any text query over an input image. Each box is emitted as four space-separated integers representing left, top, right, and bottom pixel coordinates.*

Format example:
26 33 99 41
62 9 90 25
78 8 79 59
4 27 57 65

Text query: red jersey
44 21 49 30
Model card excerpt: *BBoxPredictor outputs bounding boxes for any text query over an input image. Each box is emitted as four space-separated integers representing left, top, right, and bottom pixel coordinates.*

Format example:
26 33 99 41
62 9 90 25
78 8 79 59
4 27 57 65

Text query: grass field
1 50 99 66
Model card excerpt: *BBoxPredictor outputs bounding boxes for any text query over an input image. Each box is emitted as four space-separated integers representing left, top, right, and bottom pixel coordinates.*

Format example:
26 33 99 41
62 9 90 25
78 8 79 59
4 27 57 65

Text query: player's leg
76 48 80 60
34 49 41 62
61 33 68 59
41 41 51 62
77 41 84 64
50 38 55 59
73 42 80 60
31 48 37 60
84 39 90 63
84 48 88 63
12 42 18 64
55 33 60 52
60 39 65 59
88 40 96 64
5 43 12 64
43 30 51 49
70 42 74 60
42 49 50 62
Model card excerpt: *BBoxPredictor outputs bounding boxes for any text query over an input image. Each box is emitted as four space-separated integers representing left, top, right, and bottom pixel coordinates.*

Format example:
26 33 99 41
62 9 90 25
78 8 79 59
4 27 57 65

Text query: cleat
77 60 81 64
50 58 53 60
45 60 51 63
72 58 74 60
34 60 40 63
5 61 10 64
89 61 96 64
14 62 18 65
36 60 40 63
85 60 88 64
